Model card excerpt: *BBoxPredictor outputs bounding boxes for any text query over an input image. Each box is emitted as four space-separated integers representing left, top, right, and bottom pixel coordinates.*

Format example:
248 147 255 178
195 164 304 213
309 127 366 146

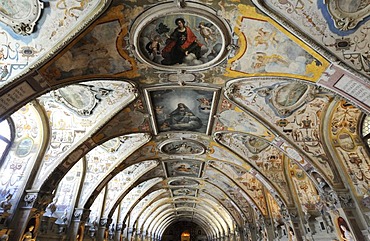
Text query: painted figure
198 22 214 44
161 18 202 65
146 35 161 60
161 103 202 131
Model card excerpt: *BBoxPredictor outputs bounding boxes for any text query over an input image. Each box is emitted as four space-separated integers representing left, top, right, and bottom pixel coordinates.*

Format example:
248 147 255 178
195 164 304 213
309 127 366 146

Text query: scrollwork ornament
224 84 236 99
23 194 37 207
362 195 370 209
13 23 34 36
280 206 290 222
100 218 108 227
338 192 355 208
116 224 123 231
288 210 298 220
322 191 339 209
74 210 82 219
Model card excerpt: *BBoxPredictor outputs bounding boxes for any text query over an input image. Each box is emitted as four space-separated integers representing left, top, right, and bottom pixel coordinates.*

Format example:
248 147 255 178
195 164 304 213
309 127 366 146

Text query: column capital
99 217 108 227
23 190 54 211
72 208 90 222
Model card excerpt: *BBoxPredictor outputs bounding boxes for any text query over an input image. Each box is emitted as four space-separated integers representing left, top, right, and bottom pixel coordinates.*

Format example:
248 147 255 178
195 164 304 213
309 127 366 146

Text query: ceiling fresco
255 0 370 76
0 0 369 241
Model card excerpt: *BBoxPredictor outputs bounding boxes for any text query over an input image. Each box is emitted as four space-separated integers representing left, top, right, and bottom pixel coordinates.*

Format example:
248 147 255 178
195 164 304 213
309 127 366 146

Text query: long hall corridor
0 0 370 241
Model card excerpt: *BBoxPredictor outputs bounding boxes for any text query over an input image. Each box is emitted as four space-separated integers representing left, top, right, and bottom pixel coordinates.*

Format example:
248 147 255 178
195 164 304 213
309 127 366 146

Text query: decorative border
129 2 232 72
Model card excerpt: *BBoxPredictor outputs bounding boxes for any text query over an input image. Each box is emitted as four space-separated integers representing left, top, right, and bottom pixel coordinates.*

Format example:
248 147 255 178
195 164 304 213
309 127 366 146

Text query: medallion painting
169 179 199 187
131 2 231 71
146 87 217 134
0 0 43 35
160 139 205 155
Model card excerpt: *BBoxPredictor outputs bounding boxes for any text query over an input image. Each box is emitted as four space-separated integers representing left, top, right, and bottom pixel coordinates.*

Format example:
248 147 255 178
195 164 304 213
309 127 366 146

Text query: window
0 119 13 167
362 115 370 147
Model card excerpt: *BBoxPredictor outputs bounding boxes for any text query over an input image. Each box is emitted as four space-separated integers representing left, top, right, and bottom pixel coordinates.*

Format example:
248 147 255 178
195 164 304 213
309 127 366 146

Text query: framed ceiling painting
130 2 232 72
164 159 202 178
145 85 219 134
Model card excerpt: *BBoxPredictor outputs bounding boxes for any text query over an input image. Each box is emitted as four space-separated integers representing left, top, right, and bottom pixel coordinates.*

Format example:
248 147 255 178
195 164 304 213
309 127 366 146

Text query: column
114 223 124 241
96 217 108 241
8 190 53 241
263 217 275 241
67 208 91 241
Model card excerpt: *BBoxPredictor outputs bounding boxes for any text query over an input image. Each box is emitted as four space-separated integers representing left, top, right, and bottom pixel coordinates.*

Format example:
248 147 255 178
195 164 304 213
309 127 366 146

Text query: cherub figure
254 28 278 49
198 22 214 45
145 35 161 60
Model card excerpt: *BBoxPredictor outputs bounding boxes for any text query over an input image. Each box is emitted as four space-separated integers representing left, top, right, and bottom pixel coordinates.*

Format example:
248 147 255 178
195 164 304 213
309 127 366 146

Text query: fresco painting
169 179 199 187
0 0 31 19
47 21 131 80
230 17 323 78
172 188 196 197
161 140 205 155
166 160 201 178
149 88 215 133
139 14 223 67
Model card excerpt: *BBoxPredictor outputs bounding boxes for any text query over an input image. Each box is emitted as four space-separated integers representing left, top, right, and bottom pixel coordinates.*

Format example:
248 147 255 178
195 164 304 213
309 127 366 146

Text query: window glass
0 120 11 140
362 115 370 146
0 119 11 161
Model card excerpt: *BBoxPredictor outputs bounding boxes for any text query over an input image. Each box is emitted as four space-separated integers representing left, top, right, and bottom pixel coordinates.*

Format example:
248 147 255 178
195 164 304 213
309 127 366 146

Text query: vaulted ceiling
0 0 369 239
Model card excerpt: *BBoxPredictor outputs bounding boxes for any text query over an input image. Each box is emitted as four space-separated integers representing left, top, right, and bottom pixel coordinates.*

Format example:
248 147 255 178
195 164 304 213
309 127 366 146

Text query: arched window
0 118 13 167
362 115 370 147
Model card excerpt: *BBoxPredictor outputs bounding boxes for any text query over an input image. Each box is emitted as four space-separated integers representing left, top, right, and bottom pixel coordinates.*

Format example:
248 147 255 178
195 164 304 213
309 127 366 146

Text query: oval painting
161 140 205 155
16 137 34 157
133 5 231 71
275 82 308 108
169 179 199 187
58 85 95 110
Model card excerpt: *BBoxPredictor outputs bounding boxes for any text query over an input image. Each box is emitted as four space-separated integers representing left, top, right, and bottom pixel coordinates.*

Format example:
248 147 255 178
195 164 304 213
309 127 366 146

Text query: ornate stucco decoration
325 0 370 31
0 0 44 35
129 1 232 72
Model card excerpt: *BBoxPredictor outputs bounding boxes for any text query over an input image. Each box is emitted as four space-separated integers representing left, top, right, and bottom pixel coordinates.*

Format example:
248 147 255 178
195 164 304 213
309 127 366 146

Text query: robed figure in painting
161 18 202 65
161 103 203 131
